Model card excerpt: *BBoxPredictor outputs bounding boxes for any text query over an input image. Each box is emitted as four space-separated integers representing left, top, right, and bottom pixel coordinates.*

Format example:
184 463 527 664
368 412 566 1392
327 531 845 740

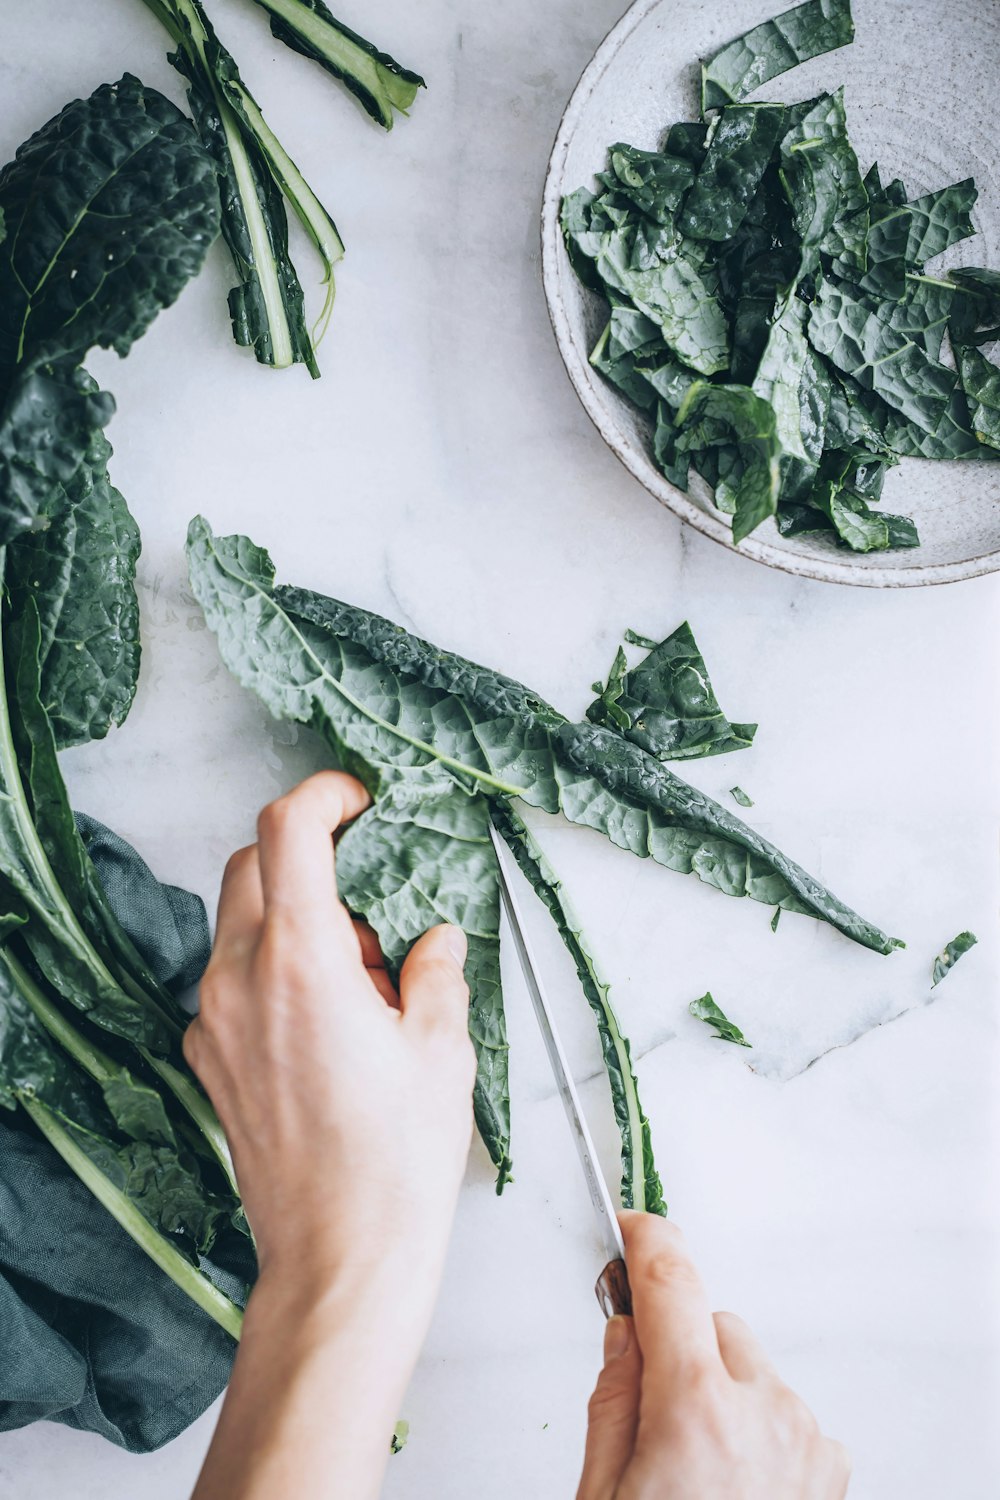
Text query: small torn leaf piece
778 89 867 270
587 622 757 760
956 345 1000 451
930 931 977 987
689 992 752 1047
679 105 787 243
949 268 1000 347
676 383 782 542
808 281 956 435
904 180 977 266
701 0 855 112
771 907 781 932
606 143 696 223
730 786 754 807
390 1420 410 1455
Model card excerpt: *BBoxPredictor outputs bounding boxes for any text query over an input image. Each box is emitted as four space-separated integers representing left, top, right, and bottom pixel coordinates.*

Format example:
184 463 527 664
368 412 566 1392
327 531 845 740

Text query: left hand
184 768 477 1319
186 771 477 1500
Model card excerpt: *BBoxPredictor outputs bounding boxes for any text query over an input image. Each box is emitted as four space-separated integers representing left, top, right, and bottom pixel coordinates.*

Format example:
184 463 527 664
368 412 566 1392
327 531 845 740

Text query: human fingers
713 1310 777 1383
368 967 401 1009
619 1213 721 1389
213 845 264 957
398 925 471 1042
576 1316 642 1500
813 1437 852 1498
353 919 386 969
255 771 370 918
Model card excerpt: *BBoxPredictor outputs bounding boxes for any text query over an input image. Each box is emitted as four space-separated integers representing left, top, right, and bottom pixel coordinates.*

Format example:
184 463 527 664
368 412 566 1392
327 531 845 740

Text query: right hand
578 1214 850 1499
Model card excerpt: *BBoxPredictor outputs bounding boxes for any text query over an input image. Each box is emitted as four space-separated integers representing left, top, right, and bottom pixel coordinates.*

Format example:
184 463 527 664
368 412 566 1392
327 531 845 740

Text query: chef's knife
487 818 632 1318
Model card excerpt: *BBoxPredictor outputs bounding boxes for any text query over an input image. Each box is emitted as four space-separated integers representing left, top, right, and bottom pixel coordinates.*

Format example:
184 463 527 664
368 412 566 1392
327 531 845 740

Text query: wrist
247 1232 447 1368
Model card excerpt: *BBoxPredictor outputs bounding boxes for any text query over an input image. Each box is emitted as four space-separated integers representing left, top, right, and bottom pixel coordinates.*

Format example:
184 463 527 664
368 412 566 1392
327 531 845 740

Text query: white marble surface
1 2 999 1497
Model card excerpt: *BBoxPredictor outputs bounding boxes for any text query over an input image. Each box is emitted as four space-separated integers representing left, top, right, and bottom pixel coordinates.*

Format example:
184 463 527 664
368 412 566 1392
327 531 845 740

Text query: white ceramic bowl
541 0 1000 586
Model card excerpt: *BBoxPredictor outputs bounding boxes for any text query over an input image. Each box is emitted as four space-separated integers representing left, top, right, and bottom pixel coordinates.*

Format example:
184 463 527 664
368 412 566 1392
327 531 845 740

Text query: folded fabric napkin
0 817 241 1452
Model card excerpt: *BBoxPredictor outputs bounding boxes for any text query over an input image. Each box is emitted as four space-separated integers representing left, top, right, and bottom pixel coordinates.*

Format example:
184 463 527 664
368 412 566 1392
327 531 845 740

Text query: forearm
192 1258 437 1500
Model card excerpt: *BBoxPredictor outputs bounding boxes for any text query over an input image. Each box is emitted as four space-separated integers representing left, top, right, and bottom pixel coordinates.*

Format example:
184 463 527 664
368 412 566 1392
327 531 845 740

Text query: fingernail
445 926 468 966
604 1315 631 1360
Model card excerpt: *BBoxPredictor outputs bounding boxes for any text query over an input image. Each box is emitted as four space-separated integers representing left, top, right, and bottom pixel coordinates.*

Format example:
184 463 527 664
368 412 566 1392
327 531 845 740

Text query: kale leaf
588 622 756 760
930 930 978 987
188 519 904 1187
689 991 752 1047
701 0 855 112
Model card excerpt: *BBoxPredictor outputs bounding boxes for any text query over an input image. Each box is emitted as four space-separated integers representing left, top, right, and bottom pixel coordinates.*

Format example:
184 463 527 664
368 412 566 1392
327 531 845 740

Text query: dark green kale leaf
878 277 955 360
949 268 1000 346
606 143 696 223
154 0 323 376
188 520 905 1186
0 75 219 547
679 105 787 242
689 992 752 1047
560 2 998 550
808 280 956 434
334 782 511 1189
752 296 830 490
563 218 730 376
0 74 219 385
675 384 782 541
0 365 115 549
587 622 756 760
956 345 1000 450
5 423 141 750
904 180 977 266
930 931 977 987
188 519 902 949
777 89 867 270
701 0 855 112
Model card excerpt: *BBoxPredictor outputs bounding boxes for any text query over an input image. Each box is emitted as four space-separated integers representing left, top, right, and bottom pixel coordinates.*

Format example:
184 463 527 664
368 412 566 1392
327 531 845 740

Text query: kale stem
21 1094 244 1340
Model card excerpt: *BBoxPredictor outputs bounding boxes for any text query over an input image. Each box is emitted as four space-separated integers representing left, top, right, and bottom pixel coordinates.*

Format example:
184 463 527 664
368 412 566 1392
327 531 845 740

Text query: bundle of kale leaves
0 76 249 1343
560 0 1000 551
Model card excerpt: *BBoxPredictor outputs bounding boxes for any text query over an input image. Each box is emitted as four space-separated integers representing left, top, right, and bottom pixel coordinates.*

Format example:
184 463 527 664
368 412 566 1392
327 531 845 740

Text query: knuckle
224 845 255 880
197 966 225 1015
641 1246 702 1296
420 954 471 1002
255 923 308 988
679 1359 725 1413
256 796 294 840
586 1370 632 1423
827 1438 852 1481
623 1211 687 1263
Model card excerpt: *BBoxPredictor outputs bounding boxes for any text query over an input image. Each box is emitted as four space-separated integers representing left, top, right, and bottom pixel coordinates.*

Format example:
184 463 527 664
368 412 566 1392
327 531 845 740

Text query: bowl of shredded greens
541 0 1000 586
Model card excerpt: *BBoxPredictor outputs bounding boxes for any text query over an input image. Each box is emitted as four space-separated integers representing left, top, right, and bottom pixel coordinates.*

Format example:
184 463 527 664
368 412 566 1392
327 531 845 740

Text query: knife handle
595 1257 633 1319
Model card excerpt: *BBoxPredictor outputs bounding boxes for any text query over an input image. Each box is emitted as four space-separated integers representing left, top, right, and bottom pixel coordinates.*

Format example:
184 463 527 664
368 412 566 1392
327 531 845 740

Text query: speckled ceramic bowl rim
539 0 1000 588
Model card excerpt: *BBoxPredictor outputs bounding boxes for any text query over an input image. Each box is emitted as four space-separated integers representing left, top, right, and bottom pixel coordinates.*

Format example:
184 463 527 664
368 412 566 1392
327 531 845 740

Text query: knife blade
487 818 632 1318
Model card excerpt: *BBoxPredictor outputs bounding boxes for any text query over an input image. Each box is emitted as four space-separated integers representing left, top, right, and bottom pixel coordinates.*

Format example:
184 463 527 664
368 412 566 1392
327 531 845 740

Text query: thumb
576 1316 642 1500
399 923 470 1037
